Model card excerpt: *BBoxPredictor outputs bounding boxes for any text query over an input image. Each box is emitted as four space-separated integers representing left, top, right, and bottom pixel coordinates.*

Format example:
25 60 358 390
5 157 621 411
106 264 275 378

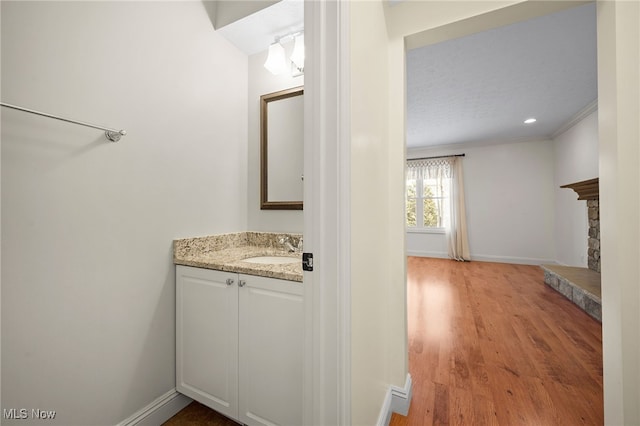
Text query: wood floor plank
432 382 449 426
391 257 603 426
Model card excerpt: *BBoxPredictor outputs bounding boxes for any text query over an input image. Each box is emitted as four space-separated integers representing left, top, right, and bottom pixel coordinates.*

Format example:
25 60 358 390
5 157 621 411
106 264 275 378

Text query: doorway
405 4 601 424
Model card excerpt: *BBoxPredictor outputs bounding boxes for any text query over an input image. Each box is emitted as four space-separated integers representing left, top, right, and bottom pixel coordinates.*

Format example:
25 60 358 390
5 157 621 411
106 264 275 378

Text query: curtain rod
1 102 127 142
408 153 465 161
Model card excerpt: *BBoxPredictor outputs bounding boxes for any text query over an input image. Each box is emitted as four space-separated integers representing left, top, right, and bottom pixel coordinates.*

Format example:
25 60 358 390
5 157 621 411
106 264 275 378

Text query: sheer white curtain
446 157 470 261
407 158 452 227
406 156 470 261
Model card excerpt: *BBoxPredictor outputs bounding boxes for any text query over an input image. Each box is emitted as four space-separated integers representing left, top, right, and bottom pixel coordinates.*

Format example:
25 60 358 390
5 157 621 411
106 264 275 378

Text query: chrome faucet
279 236 302 253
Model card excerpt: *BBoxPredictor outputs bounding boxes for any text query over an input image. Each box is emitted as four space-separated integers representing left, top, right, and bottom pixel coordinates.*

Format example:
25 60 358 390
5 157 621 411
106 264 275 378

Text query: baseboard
406 250 448 259
376 374 413 426
470 254 557 265
407 251 556 266
117 389 192 426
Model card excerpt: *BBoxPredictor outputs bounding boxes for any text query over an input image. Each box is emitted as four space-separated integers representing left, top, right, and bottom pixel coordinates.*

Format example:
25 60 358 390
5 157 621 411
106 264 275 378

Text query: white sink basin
242 256 299 265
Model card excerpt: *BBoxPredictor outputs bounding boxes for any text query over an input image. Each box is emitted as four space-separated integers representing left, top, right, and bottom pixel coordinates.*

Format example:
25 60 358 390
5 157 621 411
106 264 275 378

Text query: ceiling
215 1 597 150
406 2 597 149
215 0 303 56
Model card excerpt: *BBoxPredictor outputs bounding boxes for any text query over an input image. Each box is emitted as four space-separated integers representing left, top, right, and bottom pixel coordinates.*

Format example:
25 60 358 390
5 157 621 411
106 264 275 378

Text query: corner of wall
375 374 413 426
117 390 192 426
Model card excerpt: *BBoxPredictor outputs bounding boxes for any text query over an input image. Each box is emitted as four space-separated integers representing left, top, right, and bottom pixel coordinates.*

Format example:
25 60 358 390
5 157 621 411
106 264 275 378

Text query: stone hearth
541 264 601 322
542 178 601 321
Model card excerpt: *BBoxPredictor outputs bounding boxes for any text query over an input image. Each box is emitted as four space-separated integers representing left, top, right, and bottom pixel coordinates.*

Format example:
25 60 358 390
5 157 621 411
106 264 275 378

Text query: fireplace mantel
560 178 599 200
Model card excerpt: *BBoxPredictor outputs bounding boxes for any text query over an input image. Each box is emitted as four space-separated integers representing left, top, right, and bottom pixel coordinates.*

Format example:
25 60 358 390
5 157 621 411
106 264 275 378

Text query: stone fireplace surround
587 199 600 273
542 178 601 322
560 177 600 273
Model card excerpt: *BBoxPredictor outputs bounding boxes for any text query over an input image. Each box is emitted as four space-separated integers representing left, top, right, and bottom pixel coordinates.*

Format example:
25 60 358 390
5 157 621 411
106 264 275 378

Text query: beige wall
350 1 407 424
597 1 640 424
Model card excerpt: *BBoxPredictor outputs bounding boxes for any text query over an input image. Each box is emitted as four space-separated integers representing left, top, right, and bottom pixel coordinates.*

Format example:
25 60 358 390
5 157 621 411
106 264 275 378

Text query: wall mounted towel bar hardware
1 102 127 142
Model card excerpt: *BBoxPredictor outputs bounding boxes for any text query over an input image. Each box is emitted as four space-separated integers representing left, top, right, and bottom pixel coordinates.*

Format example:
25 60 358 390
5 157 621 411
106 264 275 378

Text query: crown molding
406 135 550 157
550 99 598 139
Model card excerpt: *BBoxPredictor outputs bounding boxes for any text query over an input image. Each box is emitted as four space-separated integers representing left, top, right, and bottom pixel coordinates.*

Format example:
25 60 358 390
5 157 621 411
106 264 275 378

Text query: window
406 159 452 231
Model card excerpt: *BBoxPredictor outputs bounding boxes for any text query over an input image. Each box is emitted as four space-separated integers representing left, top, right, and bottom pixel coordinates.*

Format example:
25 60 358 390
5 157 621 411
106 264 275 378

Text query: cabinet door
238 274 304 426
176 266 239 420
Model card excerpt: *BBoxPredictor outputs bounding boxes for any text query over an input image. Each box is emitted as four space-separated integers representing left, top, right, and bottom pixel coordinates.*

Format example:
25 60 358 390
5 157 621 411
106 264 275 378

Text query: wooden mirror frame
260 86 304 210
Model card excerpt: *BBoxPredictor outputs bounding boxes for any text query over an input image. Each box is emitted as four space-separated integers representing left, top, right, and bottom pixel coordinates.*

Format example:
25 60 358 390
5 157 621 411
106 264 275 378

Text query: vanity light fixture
290 33 305 73
524 118 537 124
264 41 287 75
263 30 304 76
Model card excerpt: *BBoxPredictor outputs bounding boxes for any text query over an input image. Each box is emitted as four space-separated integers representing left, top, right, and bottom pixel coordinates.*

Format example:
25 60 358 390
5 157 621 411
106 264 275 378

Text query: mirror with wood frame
260 86 304 210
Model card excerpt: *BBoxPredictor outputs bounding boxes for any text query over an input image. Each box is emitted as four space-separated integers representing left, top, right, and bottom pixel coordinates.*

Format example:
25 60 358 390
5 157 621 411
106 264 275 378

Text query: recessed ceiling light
524 118 537 124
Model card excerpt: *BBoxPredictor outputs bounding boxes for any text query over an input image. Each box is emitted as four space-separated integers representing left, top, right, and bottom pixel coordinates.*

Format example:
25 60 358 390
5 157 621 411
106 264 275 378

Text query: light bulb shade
264 42 287 75
290 34 305 70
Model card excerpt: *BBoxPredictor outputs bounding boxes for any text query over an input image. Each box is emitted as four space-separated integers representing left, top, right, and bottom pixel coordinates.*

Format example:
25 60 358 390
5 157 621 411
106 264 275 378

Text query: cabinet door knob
226 278 235 286
238 279 246 288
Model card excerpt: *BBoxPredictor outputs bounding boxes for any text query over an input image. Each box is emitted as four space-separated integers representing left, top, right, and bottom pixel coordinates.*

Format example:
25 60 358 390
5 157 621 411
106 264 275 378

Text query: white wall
247 43 303 233
407 139 556 265
406 111 598 267
350 2 408 424
553 109 598 266
1 2 247 425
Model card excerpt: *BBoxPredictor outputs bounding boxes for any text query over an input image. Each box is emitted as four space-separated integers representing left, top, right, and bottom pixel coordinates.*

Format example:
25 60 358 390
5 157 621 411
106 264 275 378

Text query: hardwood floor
390 257 603 426
162 401 239 426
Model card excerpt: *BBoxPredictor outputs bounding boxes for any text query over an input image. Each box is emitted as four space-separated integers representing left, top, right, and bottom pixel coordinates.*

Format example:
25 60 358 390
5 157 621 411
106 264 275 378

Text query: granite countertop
173 232 303 282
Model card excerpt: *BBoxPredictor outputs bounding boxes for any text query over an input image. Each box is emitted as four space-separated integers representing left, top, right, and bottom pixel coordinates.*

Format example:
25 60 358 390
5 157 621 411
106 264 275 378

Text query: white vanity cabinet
176 265 304 426
176 266 239 420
